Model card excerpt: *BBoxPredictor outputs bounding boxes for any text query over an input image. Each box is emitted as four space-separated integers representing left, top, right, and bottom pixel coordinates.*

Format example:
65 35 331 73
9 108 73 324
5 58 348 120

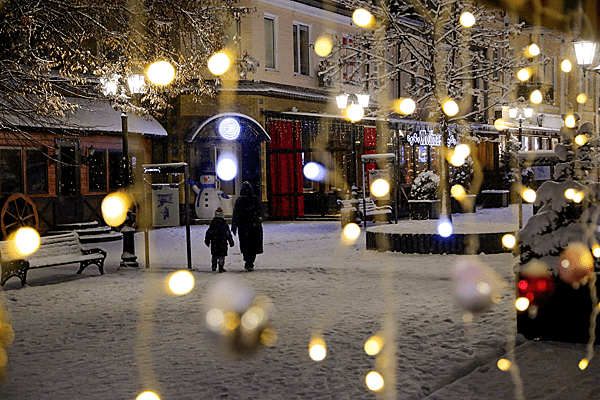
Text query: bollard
120 226 139 268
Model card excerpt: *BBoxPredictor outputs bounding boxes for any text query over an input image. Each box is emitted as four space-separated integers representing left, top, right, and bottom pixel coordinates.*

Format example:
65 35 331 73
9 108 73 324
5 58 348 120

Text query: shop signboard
403 129 458 147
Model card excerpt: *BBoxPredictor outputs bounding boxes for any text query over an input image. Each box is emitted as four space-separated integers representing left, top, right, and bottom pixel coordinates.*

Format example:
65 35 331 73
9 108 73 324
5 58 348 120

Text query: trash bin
152 184 180 227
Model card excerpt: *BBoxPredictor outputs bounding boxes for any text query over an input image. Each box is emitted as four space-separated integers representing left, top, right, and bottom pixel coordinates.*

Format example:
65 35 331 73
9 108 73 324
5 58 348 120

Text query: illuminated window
264 16 277 70
88 150 107 192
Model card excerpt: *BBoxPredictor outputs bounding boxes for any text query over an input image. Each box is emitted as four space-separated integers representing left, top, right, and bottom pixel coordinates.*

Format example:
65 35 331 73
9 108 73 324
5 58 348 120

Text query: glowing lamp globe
437 219 453 237
208 52 231 76
353 8 372 27
346 103 364 122
219 118 240 140
217 157 237 181
303 162 326 181
147 61 175 86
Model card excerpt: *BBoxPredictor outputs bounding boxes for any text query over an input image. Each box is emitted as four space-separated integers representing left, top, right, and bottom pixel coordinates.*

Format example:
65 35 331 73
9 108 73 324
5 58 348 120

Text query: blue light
217 157 237 181
219 118 240 140
303 162 326 181
437 219 453 237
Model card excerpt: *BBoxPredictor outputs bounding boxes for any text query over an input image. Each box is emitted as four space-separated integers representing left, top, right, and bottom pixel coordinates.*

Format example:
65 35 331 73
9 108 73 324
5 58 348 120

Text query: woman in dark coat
231 181 263 271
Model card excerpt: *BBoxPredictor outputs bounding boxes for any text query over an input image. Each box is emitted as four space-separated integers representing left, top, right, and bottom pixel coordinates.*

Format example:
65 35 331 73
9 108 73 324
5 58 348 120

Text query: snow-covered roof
219 81 331 103
4 97 167 136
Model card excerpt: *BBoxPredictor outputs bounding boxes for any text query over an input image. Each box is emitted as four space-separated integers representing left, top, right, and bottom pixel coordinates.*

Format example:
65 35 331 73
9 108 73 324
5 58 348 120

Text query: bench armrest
81 247 107 258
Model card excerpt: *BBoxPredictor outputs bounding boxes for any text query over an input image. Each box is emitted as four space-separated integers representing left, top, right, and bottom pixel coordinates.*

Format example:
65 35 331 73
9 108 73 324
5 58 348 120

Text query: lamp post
336 92 369 191
508 103 533 229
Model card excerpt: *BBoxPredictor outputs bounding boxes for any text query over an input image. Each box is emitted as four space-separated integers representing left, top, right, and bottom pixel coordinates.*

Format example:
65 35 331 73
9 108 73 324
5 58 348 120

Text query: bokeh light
451 258 505 313
217 157 238 181
396 98 416 115
454 144 470 159
517 68 530 81
593 245 600 258
451 184 466 201
530 89 543 104
101 192 130 227
579 358 589 370
364 335 384 356
365 371 385 392
577 93 588 104
526 43 540 57
494 118 508 131
303 162 326 181
558 242 594 285
342 223 361 244
346 103 364 122
573 191 584 203
561 59 572 72
522 189 536 203
205 277 274 356
219 118 240 140
371 179 390 198
208 52 231 76
136 392 160 400
564 114 576 128
565 188 575 199
309 336 327 361
147 61 175 86
497 358 511 371
515 297 530 311
14 227 40 256
437 219 453 237
459 12 476 28
574 134 587 146
168 270 195 295
502 234 516 249
314 35 333 57
353 8 372 27
450 153 465 167
442 99 459 116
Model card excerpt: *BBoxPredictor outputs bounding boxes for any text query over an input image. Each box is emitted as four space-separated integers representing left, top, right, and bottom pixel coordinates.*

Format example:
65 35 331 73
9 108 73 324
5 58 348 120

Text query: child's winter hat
214 207 224 218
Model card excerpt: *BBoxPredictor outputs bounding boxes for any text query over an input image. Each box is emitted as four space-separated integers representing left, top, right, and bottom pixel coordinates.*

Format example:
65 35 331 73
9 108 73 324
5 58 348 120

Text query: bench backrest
0 232 82 262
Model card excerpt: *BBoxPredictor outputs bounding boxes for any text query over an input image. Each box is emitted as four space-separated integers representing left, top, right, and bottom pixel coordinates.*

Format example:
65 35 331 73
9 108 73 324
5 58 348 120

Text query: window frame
0 147 23 195
25 147 48 195
293 21 311 76
264 14 278 71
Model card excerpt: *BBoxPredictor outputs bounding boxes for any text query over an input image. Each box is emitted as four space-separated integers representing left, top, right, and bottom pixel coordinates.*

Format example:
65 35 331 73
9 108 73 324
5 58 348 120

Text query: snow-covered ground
0 204 598 400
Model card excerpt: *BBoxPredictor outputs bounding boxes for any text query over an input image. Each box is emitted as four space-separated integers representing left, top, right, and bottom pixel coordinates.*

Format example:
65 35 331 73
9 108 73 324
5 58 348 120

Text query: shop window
108 150 125 190
0 148 22 194
293 22 310 76
88 150 107 192
26 149 48 194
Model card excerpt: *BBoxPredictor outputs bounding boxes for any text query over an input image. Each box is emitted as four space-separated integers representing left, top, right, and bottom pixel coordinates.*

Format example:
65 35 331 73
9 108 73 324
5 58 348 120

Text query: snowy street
0 210 599 399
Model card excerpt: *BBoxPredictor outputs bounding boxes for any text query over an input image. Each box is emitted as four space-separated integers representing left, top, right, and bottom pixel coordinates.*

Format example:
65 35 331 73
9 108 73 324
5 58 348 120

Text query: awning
185 112 270 143
4 97 168 137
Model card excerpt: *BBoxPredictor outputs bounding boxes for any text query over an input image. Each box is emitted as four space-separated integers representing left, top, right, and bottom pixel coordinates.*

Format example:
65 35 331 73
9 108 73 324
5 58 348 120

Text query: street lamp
336 92 370 189
507 101 533 229
573 39 596 68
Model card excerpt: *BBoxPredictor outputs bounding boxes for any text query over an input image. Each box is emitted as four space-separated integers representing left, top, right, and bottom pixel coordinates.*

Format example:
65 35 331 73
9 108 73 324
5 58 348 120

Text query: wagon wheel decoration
1 193 40 239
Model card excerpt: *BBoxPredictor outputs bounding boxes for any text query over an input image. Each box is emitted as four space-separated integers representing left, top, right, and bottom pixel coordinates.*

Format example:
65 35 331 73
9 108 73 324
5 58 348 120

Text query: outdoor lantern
219 118 241 140
573 40 597 66
508 107 518 119
147 61 176 85
357 93 370 108
100 75 119 96
336 93 349 109
126 74 145 94
523 104 533 119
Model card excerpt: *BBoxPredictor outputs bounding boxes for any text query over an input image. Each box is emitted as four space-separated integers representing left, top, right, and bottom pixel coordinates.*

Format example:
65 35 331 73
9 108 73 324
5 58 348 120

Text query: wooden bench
0 231 107 286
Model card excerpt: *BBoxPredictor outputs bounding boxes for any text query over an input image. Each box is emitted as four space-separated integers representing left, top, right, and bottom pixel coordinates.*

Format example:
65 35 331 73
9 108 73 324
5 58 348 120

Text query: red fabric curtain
364 127 377 182
269 120 304 218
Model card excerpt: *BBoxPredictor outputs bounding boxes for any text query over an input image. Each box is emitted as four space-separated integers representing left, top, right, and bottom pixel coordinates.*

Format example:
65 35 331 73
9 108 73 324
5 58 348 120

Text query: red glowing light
518 280 528 291
537 280 547 290
204 177 209 181
525 293 535 302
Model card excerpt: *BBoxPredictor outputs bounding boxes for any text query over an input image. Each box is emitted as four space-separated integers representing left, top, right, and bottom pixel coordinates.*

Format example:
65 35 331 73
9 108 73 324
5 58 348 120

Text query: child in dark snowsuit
205 207 234 272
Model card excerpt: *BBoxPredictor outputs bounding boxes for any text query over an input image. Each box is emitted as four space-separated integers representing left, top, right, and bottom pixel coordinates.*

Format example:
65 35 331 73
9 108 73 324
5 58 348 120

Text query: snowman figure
188 170 230 220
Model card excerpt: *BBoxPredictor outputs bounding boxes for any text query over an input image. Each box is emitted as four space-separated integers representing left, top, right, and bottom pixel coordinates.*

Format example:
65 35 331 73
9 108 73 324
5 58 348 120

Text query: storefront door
55 139 81 224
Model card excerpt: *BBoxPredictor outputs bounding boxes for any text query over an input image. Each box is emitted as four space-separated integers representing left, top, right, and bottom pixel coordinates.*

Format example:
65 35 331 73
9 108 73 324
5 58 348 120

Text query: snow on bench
357 197 392 218
0 231 107 286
